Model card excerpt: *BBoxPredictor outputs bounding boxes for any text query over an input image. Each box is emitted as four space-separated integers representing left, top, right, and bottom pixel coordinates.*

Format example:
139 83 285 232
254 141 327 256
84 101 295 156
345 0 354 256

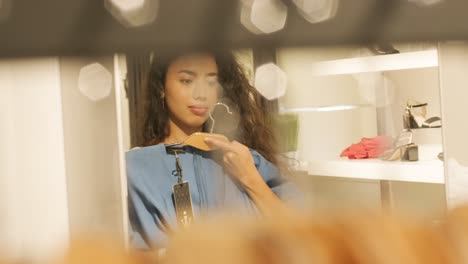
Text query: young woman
126 50 298 249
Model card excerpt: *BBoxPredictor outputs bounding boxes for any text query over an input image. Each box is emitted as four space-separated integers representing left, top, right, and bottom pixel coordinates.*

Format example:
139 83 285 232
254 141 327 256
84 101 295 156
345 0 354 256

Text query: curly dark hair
138 50 279 166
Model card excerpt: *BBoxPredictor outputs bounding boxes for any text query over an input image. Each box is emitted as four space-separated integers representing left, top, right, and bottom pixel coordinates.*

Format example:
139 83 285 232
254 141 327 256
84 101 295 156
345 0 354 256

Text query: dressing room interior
2 0 468 263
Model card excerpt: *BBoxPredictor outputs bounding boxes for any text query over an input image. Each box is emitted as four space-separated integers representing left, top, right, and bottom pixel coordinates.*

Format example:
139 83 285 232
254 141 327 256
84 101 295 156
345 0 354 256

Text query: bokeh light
240 0 288 34
104 0 159 28
78 63 113 101
292 0 339 24
254 63 288 100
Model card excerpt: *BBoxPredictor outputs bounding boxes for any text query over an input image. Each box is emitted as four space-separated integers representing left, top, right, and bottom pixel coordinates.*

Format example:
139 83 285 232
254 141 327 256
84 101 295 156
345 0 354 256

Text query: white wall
117 54 131 151
439 42 468 208
0 55 128 260
59 57 125 242
0 58 69 260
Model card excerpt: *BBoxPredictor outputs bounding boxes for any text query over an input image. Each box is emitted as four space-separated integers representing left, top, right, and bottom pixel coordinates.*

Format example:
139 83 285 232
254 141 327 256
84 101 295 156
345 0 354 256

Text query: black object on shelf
368 43 400 55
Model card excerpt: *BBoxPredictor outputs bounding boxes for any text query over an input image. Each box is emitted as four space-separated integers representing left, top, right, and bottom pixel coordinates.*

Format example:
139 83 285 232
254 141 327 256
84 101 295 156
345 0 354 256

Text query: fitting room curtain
126 53 151 148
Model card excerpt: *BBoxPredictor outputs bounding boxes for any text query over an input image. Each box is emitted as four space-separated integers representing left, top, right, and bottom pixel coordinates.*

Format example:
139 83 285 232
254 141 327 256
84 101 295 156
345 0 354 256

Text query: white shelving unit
305 143 445 184
309 49 438 76
307 159 444 184
278 46 445 211
300 50 442 185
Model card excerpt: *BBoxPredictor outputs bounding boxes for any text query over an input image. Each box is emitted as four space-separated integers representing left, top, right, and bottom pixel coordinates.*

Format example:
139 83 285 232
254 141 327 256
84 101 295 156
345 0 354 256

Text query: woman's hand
205 136 289 216
204 137 262 189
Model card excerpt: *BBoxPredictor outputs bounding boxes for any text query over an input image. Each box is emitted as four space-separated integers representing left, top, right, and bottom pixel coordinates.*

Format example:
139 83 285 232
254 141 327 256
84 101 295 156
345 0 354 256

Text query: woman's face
164 54 219 129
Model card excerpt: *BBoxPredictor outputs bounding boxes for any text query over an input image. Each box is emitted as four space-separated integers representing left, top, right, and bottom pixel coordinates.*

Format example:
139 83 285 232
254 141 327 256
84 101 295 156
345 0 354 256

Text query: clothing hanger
166 103 232 225
209 102 233 133
166 102 232 151
166 132 228 151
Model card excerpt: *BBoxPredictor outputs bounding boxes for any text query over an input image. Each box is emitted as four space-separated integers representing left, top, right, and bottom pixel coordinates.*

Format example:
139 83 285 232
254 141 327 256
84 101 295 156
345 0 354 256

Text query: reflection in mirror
0 43 452 260
123 49 304 249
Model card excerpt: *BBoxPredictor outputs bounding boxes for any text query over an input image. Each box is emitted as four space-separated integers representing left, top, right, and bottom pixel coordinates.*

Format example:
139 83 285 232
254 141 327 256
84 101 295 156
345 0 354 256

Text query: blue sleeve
126 147 173 250
252 151 304 204
127 180 169 250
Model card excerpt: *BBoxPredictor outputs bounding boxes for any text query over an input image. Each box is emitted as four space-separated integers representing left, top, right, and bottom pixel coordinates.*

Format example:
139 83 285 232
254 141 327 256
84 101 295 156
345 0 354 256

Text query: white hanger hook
209 102 233 133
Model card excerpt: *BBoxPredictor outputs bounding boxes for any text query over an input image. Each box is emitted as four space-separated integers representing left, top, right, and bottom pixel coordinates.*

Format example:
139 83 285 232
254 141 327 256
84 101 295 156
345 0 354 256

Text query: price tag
173 181 194 227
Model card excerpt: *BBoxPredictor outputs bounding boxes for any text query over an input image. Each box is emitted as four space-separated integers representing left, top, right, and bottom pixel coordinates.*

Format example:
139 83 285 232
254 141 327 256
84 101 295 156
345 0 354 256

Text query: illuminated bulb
292 0 339 23
78 63 112 101
241 0 287 34
240 3 263 34
104 0 159 28
254 63 287 100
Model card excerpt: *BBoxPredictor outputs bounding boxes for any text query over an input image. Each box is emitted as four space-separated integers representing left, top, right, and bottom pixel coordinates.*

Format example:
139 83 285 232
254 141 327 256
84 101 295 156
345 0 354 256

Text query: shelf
279 104 373 114
307 158 444 184
309 49 438 76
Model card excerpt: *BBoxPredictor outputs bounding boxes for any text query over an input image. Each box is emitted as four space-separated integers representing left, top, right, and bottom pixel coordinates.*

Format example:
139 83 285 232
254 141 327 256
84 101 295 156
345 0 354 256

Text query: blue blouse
126 144 299 249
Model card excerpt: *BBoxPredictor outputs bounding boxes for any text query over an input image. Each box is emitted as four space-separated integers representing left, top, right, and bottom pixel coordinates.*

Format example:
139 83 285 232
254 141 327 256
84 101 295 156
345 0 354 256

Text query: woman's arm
242 172 290 216
204 138 290 216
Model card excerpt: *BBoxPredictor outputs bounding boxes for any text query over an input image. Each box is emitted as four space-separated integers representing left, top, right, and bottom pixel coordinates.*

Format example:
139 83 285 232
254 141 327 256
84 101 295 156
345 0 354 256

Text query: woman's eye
180 79 193 84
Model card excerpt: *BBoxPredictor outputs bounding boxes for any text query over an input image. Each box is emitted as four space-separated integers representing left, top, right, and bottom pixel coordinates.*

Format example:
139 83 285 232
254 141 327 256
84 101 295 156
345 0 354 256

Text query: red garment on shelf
340 136 393 159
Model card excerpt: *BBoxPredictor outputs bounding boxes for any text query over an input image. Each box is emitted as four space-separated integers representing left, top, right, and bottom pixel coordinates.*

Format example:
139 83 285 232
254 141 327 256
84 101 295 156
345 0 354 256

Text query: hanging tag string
174 151 183 184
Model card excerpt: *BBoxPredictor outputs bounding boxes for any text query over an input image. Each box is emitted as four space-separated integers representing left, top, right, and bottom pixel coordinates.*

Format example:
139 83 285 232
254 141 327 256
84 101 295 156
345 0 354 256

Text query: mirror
1 42 460 258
